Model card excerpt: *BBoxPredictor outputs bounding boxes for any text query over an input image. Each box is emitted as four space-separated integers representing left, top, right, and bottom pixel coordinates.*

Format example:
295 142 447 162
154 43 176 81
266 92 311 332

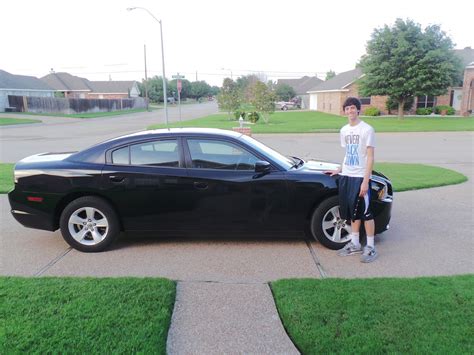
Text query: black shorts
338 175 374 221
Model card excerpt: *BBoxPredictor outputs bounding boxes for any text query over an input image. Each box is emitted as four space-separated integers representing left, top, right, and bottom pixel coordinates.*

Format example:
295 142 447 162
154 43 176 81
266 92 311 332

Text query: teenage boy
328 97 377 263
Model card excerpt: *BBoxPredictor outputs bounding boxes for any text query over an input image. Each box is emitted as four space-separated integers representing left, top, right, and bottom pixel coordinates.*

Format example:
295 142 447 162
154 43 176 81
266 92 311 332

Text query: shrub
416 107 433 115
233 110 246 120
434 105 455 115
364 107 380 116
247 111 260 123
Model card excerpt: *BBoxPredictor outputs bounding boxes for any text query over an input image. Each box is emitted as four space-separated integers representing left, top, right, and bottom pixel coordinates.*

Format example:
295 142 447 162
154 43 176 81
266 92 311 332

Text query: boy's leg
361 219 377 263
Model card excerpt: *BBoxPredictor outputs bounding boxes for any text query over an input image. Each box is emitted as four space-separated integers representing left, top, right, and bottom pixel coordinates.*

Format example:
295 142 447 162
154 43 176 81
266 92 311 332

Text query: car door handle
193 181 208 190
109 175 125 184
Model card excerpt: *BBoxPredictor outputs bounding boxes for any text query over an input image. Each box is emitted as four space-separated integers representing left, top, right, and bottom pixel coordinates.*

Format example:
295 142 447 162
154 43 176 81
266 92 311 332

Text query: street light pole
127 7 169 125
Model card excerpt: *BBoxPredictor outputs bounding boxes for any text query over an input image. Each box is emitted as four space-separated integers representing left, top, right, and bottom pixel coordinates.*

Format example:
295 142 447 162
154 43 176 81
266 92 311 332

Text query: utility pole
144 44 149 111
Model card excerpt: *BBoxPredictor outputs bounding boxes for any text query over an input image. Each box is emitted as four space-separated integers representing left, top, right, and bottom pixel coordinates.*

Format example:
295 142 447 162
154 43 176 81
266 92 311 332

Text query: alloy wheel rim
68 207 109 245
321 206 352 243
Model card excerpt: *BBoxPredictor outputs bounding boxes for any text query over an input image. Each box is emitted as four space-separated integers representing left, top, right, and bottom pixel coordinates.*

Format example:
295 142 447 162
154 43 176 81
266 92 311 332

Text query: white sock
367 236 375 248
351 233 360 246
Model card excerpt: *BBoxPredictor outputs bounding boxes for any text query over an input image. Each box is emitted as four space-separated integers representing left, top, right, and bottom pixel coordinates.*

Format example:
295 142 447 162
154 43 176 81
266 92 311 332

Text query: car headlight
371 177 393 202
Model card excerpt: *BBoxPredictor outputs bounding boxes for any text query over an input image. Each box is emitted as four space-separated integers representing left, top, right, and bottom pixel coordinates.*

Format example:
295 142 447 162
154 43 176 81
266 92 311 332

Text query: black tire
59 196 120 252
310 195 352 250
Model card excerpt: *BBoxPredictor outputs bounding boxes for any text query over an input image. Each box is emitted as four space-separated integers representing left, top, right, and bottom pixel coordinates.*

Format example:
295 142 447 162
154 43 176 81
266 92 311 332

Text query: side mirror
255 161 271 173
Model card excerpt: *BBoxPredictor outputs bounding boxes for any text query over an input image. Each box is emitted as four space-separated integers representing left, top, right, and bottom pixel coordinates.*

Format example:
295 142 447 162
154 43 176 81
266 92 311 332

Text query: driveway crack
34 247 72 276
305 239 328 278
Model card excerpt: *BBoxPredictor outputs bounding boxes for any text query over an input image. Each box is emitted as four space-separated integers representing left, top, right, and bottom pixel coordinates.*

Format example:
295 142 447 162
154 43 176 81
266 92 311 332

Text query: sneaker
360 246 378 263
337 242 363 256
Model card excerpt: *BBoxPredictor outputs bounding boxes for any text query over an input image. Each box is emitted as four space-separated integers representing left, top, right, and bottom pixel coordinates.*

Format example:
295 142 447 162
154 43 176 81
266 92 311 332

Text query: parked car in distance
9 128 392 252
276 97 301 111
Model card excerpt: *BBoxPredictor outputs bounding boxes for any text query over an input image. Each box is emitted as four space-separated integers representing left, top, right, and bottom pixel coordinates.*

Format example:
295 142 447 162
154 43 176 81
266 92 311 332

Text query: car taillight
27 196 44 202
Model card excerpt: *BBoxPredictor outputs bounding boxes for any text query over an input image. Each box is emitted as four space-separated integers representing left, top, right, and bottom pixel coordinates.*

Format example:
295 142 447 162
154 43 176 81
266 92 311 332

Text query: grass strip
0 117 41 126
0 163 15 193
147 111 474 133
271 275 473 354
1 276 176 354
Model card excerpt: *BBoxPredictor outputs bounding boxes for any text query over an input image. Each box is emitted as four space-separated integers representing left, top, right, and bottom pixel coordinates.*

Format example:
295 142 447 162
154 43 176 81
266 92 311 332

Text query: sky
1 0 472 87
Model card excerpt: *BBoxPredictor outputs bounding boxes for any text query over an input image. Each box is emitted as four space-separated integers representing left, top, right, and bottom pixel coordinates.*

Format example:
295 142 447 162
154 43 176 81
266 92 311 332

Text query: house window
417 95 436 108
360 97 371 105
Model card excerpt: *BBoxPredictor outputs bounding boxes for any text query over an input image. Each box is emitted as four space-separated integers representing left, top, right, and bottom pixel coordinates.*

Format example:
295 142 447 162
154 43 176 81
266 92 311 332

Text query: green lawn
375 162 467 191
147 111 474 133
271 275 474 354
0 163 15 193
1 277 176 354
0 117 41 126
0 162 467 194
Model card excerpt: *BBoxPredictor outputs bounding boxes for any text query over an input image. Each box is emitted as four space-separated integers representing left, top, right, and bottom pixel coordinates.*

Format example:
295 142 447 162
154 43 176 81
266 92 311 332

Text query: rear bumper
8 190 57 231
374 198 392 234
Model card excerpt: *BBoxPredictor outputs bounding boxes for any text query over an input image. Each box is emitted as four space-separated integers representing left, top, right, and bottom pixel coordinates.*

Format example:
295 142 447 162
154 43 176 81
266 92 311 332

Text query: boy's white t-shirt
340 120 375 177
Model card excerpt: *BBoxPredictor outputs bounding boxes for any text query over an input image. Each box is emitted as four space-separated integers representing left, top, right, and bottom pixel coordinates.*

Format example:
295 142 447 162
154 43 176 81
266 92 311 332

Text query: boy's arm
359 146 374 196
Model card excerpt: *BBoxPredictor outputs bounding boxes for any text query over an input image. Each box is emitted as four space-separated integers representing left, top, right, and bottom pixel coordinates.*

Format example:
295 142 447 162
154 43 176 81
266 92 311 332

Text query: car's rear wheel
310 196 352 250
59 196 120 252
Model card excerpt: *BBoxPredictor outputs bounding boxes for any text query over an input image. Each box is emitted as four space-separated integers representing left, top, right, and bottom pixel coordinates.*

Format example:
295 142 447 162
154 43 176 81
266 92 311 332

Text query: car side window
187 139 259 170
130 139 179 167
112 146 129 165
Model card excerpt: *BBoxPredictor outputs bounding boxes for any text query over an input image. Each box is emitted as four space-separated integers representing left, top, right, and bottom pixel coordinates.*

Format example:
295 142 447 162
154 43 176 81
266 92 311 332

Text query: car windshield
240 134 294 170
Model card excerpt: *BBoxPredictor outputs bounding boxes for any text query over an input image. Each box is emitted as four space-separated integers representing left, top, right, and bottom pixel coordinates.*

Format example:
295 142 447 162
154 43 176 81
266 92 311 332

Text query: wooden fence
7 95 146 114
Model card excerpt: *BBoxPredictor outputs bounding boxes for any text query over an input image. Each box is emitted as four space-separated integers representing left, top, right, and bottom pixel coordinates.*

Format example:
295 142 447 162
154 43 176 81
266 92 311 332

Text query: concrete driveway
1 109 473 353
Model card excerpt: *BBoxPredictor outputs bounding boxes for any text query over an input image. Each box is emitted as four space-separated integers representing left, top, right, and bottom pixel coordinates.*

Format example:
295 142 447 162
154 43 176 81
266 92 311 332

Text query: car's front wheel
59 196 120 252
310 196 352 250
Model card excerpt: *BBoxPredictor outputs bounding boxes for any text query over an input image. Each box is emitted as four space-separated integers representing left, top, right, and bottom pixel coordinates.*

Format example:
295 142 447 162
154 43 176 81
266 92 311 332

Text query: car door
182 137 290 232
101 137 194 231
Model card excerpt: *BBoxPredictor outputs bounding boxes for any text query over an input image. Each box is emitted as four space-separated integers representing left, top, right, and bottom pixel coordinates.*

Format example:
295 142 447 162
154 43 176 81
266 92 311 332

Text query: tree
217 78 241 119
140 76 170 103
358 18 462 119
210 86 220 96
189 81 212 101
248 81 276 123
275 83 296 101
325 70 336 80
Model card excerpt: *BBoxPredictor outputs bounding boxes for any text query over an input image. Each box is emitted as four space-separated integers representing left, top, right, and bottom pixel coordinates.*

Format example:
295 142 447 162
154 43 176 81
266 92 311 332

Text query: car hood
300 159 388 180
302 160 340 171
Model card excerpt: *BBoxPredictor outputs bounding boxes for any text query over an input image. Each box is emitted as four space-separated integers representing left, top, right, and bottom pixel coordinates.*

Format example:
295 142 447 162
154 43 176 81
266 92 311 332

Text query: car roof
67 128 246 164
112 127 243 141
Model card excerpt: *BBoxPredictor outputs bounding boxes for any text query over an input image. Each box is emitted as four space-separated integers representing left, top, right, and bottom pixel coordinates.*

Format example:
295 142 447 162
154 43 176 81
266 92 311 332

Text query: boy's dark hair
342 97 361 111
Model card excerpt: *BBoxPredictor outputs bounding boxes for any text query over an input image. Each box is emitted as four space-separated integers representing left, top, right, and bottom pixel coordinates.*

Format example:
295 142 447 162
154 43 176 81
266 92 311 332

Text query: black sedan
9 128 392 252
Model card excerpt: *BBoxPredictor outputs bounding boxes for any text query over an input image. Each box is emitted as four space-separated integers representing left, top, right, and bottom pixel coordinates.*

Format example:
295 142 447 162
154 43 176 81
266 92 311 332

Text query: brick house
307 68 387 115
276 76 323 109
308 47 474 116
40 72 140 99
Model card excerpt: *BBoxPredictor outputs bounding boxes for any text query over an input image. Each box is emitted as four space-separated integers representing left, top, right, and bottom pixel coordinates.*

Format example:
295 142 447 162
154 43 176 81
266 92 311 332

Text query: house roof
41 73 137 94
307 68 362 93
40 72 93 91
0 70 53 90
454 47 474 68
88 81 136 94
277 76 323 95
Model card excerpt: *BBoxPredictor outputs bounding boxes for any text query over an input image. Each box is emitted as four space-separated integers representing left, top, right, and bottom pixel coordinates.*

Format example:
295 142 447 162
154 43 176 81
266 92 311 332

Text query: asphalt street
1 105 473 354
